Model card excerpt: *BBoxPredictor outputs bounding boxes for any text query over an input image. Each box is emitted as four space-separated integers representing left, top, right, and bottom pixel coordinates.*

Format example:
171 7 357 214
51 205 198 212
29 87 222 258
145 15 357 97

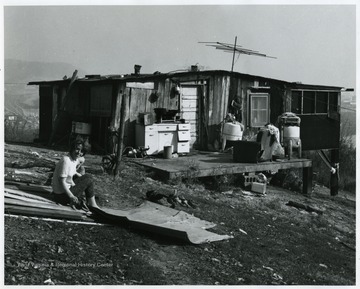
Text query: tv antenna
199 36 277 73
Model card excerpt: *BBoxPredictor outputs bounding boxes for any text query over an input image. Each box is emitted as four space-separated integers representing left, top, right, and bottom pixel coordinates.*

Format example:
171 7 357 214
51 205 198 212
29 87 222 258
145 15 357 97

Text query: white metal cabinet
177 123 191 153
177 141 190 153
157 124 177 153
135 124 159 155
135 123 191 155
158 131 176 153
178 123 191 131
177 130 191 141
157 124 177 132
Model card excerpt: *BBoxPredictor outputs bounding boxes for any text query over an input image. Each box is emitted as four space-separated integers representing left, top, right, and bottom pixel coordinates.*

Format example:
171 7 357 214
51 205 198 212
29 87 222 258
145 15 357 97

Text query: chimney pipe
134 64 142 75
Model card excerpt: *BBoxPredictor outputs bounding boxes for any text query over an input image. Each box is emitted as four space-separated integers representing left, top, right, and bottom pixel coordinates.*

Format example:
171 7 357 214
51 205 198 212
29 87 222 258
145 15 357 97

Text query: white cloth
258 124 283 161
51 155 78 194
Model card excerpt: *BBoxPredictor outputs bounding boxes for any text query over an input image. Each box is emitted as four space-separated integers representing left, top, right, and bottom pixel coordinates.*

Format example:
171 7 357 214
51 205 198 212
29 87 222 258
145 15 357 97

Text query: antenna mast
231 36 237 73
199 36 277 72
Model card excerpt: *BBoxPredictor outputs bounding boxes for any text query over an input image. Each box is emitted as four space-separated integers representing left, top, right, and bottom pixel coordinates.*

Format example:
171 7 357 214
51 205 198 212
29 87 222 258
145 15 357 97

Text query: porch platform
132 152 313 195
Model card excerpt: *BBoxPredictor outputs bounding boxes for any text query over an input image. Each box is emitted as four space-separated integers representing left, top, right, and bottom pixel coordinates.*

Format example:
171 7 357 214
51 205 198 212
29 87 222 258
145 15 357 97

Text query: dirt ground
3 143 356 285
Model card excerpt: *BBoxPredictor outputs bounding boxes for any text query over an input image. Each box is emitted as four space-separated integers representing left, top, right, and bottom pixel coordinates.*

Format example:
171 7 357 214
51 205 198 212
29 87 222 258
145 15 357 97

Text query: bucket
164 146 172 159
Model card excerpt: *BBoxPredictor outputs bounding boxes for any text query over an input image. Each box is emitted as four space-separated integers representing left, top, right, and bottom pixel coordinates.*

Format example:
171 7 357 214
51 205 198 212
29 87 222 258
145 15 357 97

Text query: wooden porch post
302 166 313 195
114 92 129 178
330 149 340 196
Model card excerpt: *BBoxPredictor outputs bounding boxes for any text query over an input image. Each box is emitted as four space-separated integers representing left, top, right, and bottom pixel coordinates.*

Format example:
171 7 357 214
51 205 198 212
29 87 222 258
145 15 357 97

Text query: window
250 93 269 127
329 92 338 112
303 91 315 114
291 90 338 115
291 91 302 114
316 91 328 113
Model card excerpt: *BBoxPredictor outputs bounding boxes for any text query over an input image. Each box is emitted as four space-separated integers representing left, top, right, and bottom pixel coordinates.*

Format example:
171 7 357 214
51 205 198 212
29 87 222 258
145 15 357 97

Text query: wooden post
330 149 339 196
302 166 313 195
113 92 129 178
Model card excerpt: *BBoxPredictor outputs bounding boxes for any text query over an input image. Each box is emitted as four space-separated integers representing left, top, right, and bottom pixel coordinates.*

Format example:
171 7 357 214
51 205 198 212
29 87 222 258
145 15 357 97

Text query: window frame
249 92 270 127
290 89 338 115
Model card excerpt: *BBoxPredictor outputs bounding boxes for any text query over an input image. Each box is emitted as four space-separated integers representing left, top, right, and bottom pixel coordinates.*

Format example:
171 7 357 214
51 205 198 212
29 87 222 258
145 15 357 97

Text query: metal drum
223 122 243 140
278 113 301 159
222 122 244 151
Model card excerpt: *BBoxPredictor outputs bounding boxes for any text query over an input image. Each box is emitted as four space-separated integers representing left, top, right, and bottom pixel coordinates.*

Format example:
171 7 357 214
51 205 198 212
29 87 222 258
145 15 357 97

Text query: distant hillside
5 59 87 114
5 59 87 83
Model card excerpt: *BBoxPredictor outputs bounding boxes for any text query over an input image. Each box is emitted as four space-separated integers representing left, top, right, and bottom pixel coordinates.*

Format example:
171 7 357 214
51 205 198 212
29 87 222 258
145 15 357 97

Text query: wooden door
180 85 200 148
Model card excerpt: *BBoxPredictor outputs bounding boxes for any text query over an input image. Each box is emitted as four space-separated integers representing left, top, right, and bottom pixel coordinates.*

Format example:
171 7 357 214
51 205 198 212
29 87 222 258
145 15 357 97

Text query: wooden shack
28 68 342 158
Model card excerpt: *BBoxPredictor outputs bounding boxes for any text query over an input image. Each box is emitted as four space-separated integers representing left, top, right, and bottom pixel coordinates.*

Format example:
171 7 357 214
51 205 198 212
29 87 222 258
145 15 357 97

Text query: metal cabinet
135 123 190 155
135 124 159 155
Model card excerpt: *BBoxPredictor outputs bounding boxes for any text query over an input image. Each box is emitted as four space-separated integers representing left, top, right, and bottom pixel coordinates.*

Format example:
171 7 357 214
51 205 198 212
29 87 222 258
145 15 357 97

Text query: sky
2 1 358 89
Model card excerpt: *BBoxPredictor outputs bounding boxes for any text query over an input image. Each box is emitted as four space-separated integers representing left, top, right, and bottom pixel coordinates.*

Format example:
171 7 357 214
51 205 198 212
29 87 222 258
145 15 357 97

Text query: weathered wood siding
269 84 286 124
206 75 231 147
38 71 341 152
111 78 180 147
232 77 253 128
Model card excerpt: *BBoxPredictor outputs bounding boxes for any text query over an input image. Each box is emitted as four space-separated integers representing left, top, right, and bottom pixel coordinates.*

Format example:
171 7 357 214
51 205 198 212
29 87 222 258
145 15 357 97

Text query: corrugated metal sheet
91 201 233 244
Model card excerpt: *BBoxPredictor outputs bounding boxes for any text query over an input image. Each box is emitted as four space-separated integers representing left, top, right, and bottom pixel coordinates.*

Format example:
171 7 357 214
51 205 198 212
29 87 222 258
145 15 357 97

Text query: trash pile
146 189 197 209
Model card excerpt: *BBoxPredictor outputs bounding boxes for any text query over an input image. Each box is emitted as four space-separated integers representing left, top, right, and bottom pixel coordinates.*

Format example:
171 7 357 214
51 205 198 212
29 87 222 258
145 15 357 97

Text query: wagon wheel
102 155 115 172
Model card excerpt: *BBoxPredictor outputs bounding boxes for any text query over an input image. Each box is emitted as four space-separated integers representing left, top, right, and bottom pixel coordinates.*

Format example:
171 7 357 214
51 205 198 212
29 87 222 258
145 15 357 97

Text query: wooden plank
167 160 312 180
162 78 171 108
141 89 151 113
5 193 52 205
146 89 157 114
211 76 220 125
126 82 155 89
5 197 83 213
181 86 199 147
5 182 53 193
208 76 214 124
111 84 124 129
114 92 129 177
4 204 87 221
4 188 55 203
5 214 102 226
129 89 140 123
181 87 198 96
220 76 226 121
5 167 50 184
132 154 312 181
223 76 230 118
216 76 224 124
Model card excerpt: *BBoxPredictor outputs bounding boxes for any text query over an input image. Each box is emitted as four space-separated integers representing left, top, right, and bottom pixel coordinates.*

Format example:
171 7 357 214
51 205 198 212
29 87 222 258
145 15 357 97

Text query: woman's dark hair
69 139 85 154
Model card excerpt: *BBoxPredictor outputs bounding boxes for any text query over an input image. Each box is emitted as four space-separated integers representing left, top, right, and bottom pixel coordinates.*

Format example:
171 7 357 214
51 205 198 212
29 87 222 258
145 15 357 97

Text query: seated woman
51 139 99 209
